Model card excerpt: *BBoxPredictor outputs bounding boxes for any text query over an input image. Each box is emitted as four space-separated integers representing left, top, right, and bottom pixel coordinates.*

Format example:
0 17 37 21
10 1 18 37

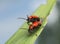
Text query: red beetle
27 15 40 23
28 18 42 32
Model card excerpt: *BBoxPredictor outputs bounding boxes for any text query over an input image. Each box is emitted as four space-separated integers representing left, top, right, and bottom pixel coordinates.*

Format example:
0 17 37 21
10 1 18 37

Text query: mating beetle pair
18 15 42 33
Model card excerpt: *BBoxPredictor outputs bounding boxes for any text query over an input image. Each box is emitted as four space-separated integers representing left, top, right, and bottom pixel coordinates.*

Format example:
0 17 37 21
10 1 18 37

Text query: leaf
5 0 56 44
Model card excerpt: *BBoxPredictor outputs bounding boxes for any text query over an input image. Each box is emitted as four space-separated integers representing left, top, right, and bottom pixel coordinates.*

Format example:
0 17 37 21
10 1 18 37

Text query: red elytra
28 15 39 19
28 19 42 33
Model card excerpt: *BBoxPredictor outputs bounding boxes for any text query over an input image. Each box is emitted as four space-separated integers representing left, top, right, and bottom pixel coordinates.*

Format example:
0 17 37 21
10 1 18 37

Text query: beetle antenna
20 28 28 30
18 17 27 20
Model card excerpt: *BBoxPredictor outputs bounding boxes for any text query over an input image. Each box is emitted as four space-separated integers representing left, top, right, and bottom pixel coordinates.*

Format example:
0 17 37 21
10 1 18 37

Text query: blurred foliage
36 1 60 44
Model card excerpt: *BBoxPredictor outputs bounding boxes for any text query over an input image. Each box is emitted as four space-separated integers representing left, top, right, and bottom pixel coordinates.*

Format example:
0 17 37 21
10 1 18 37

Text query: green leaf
5 0 56 44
